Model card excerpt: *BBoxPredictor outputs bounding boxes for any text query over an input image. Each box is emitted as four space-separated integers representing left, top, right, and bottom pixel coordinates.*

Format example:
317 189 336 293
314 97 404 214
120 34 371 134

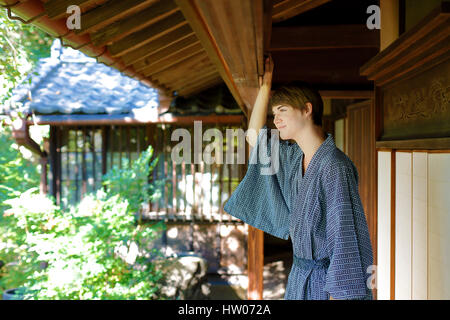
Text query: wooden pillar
380 0 399 51
39 156 48 195
248 226 264 299
246 111 264 300
379 0 399 299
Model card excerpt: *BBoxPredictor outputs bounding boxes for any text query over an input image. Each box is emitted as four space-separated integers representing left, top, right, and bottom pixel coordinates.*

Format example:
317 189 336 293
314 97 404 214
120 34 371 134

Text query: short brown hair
270 81 323 126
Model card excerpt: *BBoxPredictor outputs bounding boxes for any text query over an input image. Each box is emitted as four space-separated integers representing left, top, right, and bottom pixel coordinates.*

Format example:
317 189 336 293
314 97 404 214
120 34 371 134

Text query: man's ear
305 102 313 116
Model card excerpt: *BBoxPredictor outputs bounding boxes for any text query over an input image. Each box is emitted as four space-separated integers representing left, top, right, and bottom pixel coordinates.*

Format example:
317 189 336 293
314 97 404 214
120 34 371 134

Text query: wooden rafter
74 0 158 35
90 0 178 46
120 24 194 66
170 67 219 88
132 35 199 70
44 0 105 20
174 71 221 92
175 0 248 113
177 77 223 97
150 52 212 82
175 0 270 112
109 11 187 57
272 0 332 23
140 43 205 76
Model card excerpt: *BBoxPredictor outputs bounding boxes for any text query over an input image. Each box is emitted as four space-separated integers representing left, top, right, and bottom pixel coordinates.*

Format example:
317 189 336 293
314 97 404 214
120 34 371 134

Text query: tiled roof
6 40 159 116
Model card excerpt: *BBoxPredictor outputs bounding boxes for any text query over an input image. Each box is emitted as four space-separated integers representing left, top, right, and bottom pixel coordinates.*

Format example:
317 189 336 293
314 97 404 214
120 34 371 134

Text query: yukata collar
300 133 335 179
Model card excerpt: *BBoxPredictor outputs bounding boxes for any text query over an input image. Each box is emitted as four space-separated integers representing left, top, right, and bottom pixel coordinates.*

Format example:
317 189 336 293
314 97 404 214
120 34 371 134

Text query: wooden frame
376 138 450 150
271 25 379 51
272 0 332 23
390 150 396 300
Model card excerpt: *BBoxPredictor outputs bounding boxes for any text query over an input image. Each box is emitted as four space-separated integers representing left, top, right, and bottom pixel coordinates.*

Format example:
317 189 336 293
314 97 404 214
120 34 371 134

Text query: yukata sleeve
322 164 374 300
223 125 296 240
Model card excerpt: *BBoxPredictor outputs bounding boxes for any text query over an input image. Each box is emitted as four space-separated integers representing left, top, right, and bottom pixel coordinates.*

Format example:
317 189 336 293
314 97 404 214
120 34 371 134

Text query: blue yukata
224 125 373 300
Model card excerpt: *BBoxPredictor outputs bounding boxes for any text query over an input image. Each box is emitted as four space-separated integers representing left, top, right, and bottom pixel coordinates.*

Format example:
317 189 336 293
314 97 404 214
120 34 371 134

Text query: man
224 56 373 300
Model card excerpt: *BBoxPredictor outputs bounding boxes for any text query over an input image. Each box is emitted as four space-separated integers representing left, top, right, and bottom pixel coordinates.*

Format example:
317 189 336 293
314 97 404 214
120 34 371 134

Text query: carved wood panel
381 60 450 140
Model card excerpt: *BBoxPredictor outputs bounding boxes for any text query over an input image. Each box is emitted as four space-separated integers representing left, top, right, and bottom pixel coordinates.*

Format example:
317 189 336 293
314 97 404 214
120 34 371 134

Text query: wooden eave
2 0 358 117
2 0 266 115
360 2 449 87
26 113 245 126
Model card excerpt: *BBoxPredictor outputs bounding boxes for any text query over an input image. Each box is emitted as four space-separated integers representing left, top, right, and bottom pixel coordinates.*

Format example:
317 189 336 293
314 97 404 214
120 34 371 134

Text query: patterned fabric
224 125 373 300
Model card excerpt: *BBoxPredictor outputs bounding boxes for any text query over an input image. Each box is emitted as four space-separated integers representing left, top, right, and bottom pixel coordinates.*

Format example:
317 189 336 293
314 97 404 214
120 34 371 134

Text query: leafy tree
0 124 40 214
0 9 53 104
0 146 166 299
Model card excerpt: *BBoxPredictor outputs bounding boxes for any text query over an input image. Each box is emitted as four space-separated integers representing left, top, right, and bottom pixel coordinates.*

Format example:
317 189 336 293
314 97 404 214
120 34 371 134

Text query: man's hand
261 55 274 87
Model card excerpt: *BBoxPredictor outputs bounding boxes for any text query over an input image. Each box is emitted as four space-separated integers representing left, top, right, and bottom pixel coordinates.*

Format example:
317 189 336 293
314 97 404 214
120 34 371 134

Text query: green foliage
0 125 40 214
0 9 53 103
102 145 163 216
0 189 60 292
0 146 166 299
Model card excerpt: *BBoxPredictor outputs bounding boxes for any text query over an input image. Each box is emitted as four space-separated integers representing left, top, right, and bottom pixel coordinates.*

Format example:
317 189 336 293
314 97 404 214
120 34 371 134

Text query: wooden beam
271 25 380 51
30 114 245 125
380 0 400 51
164 67 218 92
74 0 158 35
272 0 332 23
175 0 247 115
108 11 187 57
132 35 199 70
247 226 264 300
262 0 274 71
44 0 101 20
153 60 217 88
120 24 194 66
174 72 222 92
90 0 178 46
140 43 205 76
318 90 374 99
149 51 211 82
177 77 223 97
165 73 220 96
272 48 378 86
170 67 219 88
376 137 450 150
360 2 449 86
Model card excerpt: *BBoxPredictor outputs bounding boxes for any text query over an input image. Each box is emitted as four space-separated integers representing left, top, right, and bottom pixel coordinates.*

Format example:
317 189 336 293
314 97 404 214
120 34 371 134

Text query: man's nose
274 115 281 124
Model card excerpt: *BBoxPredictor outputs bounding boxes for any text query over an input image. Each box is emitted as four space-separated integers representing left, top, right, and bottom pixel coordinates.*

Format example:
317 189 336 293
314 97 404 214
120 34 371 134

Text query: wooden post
246 114 264 300
380 0 399 51
248 226 264 299
39 156 48 195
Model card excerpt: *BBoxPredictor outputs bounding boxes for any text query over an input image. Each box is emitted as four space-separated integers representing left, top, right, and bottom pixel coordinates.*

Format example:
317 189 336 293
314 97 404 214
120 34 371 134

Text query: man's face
271 104 306 140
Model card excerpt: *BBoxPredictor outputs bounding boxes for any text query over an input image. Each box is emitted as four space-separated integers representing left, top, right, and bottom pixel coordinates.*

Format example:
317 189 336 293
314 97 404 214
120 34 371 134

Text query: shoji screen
378 151 450 300
395 152 412 300
412 153 428 300
377 151 391 300
428 153 450 299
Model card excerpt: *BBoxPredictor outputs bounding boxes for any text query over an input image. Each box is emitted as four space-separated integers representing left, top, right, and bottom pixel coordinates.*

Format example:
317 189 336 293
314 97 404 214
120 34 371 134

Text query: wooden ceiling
3 0 380 114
